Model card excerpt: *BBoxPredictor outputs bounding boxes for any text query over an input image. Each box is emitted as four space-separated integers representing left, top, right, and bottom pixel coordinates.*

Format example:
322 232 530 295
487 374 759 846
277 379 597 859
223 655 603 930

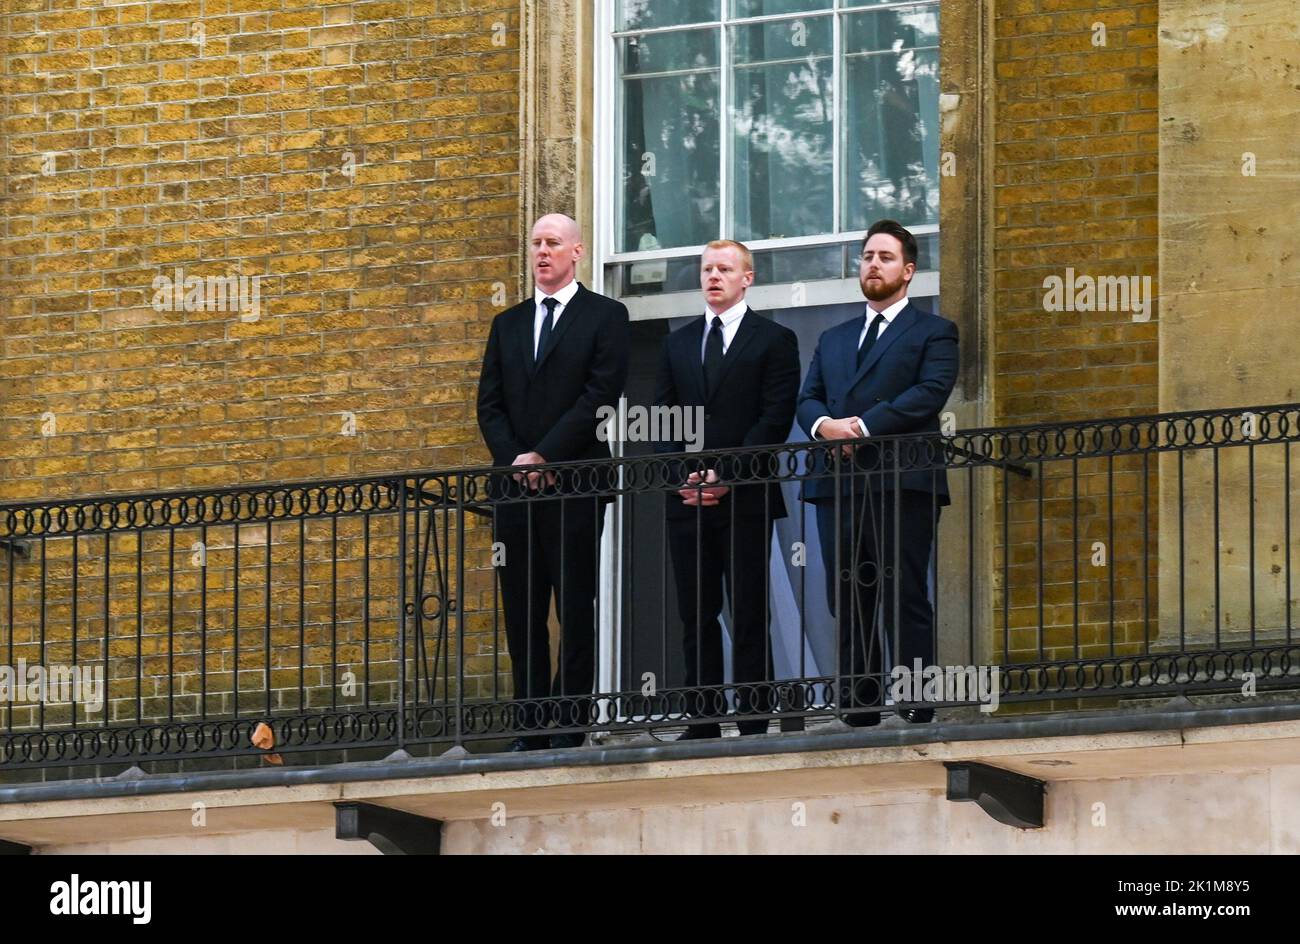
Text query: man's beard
861 271 906 302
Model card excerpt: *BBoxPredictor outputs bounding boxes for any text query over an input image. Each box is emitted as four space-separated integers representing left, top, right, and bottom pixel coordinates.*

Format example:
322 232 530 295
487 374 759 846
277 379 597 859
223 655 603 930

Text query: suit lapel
705 308 760 404
678 316 709 404
531 283 587 374
517 301 539 377
849 303 920 388
837 317 861 390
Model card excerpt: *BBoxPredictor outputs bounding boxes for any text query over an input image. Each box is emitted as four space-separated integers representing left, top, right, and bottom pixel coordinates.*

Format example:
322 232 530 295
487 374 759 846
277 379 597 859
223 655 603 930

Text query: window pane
751 244 842 284
843 5 939 51
917 231 938 271
619 30 719 76
731 0 830 17
730 18 834 241
614 257 704 297
619 32 721 253
618 0 719 31
612 241 856 296
842 8 940 230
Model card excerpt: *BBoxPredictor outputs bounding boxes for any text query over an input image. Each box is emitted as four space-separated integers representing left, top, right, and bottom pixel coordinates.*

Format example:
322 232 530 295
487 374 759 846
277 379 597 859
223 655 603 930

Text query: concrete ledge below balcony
3 697 1300 853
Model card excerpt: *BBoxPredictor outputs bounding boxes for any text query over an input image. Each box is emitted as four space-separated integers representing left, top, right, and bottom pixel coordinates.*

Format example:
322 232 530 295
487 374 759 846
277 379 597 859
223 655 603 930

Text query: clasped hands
514 453 730 504
677 468 730 507
511 451 556 491
818 416 868 459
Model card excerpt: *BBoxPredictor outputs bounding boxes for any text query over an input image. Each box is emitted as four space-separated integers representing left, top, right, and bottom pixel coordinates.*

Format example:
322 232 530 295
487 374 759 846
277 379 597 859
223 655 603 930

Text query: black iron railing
2 402 1299 768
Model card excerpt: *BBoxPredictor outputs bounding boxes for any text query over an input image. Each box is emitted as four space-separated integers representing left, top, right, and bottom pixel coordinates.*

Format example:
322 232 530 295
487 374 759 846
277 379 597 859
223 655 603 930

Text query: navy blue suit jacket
796 300 958 505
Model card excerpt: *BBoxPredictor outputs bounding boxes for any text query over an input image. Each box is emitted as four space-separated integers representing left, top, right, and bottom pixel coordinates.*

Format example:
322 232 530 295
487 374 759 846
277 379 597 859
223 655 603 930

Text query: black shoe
843 711 881 728
508 736 548 752
549 733 585 749
898 708 934 724
676 722 722 741
736 719 769 736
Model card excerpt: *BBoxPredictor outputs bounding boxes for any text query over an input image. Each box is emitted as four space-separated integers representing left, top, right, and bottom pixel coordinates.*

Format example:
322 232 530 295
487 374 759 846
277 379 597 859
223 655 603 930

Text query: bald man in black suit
477 213 629 751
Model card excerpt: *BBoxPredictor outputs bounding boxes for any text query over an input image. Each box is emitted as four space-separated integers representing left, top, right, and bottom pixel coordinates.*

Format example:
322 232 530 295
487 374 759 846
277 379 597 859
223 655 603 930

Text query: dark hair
862 219 917 266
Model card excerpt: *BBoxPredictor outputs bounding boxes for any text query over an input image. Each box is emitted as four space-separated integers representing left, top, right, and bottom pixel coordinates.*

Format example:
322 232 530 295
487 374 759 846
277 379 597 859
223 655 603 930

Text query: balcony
2 402 1300 853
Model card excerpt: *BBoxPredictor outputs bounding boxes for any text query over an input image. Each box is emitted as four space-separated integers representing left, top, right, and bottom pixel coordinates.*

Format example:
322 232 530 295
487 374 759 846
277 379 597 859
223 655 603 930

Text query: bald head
530 213 584 295
532 213 581 243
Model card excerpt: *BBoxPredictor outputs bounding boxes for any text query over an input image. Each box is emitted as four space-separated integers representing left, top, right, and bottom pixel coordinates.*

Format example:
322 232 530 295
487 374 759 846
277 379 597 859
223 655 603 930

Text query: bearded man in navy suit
797 219 958 727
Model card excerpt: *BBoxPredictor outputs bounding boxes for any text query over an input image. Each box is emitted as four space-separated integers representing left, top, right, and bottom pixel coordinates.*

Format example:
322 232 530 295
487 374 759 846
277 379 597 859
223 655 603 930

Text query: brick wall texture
0 0 519 741
990 0 1161 671
1 0 519 500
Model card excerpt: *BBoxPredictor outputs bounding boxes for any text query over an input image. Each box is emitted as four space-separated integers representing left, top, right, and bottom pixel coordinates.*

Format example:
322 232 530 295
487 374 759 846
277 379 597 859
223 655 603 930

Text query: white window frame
593 0 941 320
593 2 943 713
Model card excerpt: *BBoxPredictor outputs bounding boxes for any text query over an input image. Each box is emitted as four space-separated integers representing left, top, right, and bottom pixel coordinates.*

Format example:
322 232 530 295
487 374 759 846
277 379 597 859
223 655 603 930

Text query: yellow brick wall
990 0 1160 673
1 0 519 500
0 0 520 744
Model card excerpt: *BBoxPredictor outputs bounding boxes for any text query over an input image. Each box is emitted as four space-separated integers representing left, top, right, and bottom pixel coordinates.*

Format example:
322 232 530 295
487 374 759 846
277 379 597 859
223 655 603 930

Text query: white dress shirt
533 278 580 357
699 298 748 361
811 296 910 440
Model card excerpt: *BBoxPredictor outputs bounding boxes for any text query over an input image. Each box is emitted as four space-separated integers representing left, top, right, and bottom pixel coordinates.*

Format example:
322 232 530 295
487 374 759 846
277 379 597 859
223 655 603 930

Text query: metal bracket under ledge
944 761 1045 829
334 801 443 855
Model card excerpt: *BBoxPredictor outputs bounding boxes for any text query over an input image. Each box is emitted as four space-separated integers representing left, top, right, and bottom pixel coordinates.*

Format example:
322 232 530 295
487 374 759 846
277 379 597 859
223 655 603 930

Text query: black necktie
535 296 558 364
857 312 886 370
703 316 724 398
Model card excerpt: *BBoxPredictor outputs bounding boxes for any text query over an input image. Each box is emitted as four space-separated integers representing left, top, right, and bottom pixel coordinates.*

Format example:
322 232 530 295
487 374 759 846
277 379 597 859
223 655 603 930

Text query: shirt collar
703 298 748 327
535 279 580 308
866 296 909 325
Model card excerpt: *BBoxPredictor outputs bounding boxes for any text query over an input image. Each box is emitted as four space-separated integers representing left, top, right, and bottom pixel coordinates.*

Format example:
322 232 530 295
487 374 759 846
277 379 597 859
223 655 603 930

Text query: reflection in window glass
619 29 719 75
843 5 939 51
619 33 721 253
731 0 830 18
730 17 833 241
750 244 842 284
616 257 705 297
842 8 939 230
611 1 941 280
618 0 719 32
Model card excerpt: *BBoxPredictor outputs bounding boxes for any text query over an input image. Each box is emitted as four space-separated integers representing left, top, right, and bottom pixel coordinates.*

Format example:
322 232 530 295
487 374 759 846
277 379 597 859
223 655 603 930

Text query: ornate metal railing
1 402 1298 768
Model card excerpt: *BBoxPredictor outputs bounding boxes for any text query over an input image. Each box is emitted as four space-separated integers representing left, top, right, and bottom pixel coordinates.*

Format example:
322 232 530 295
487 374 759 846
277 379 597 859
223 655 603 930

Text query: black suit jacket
653 308 800 520
796 300 958 505
477 284 629 497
